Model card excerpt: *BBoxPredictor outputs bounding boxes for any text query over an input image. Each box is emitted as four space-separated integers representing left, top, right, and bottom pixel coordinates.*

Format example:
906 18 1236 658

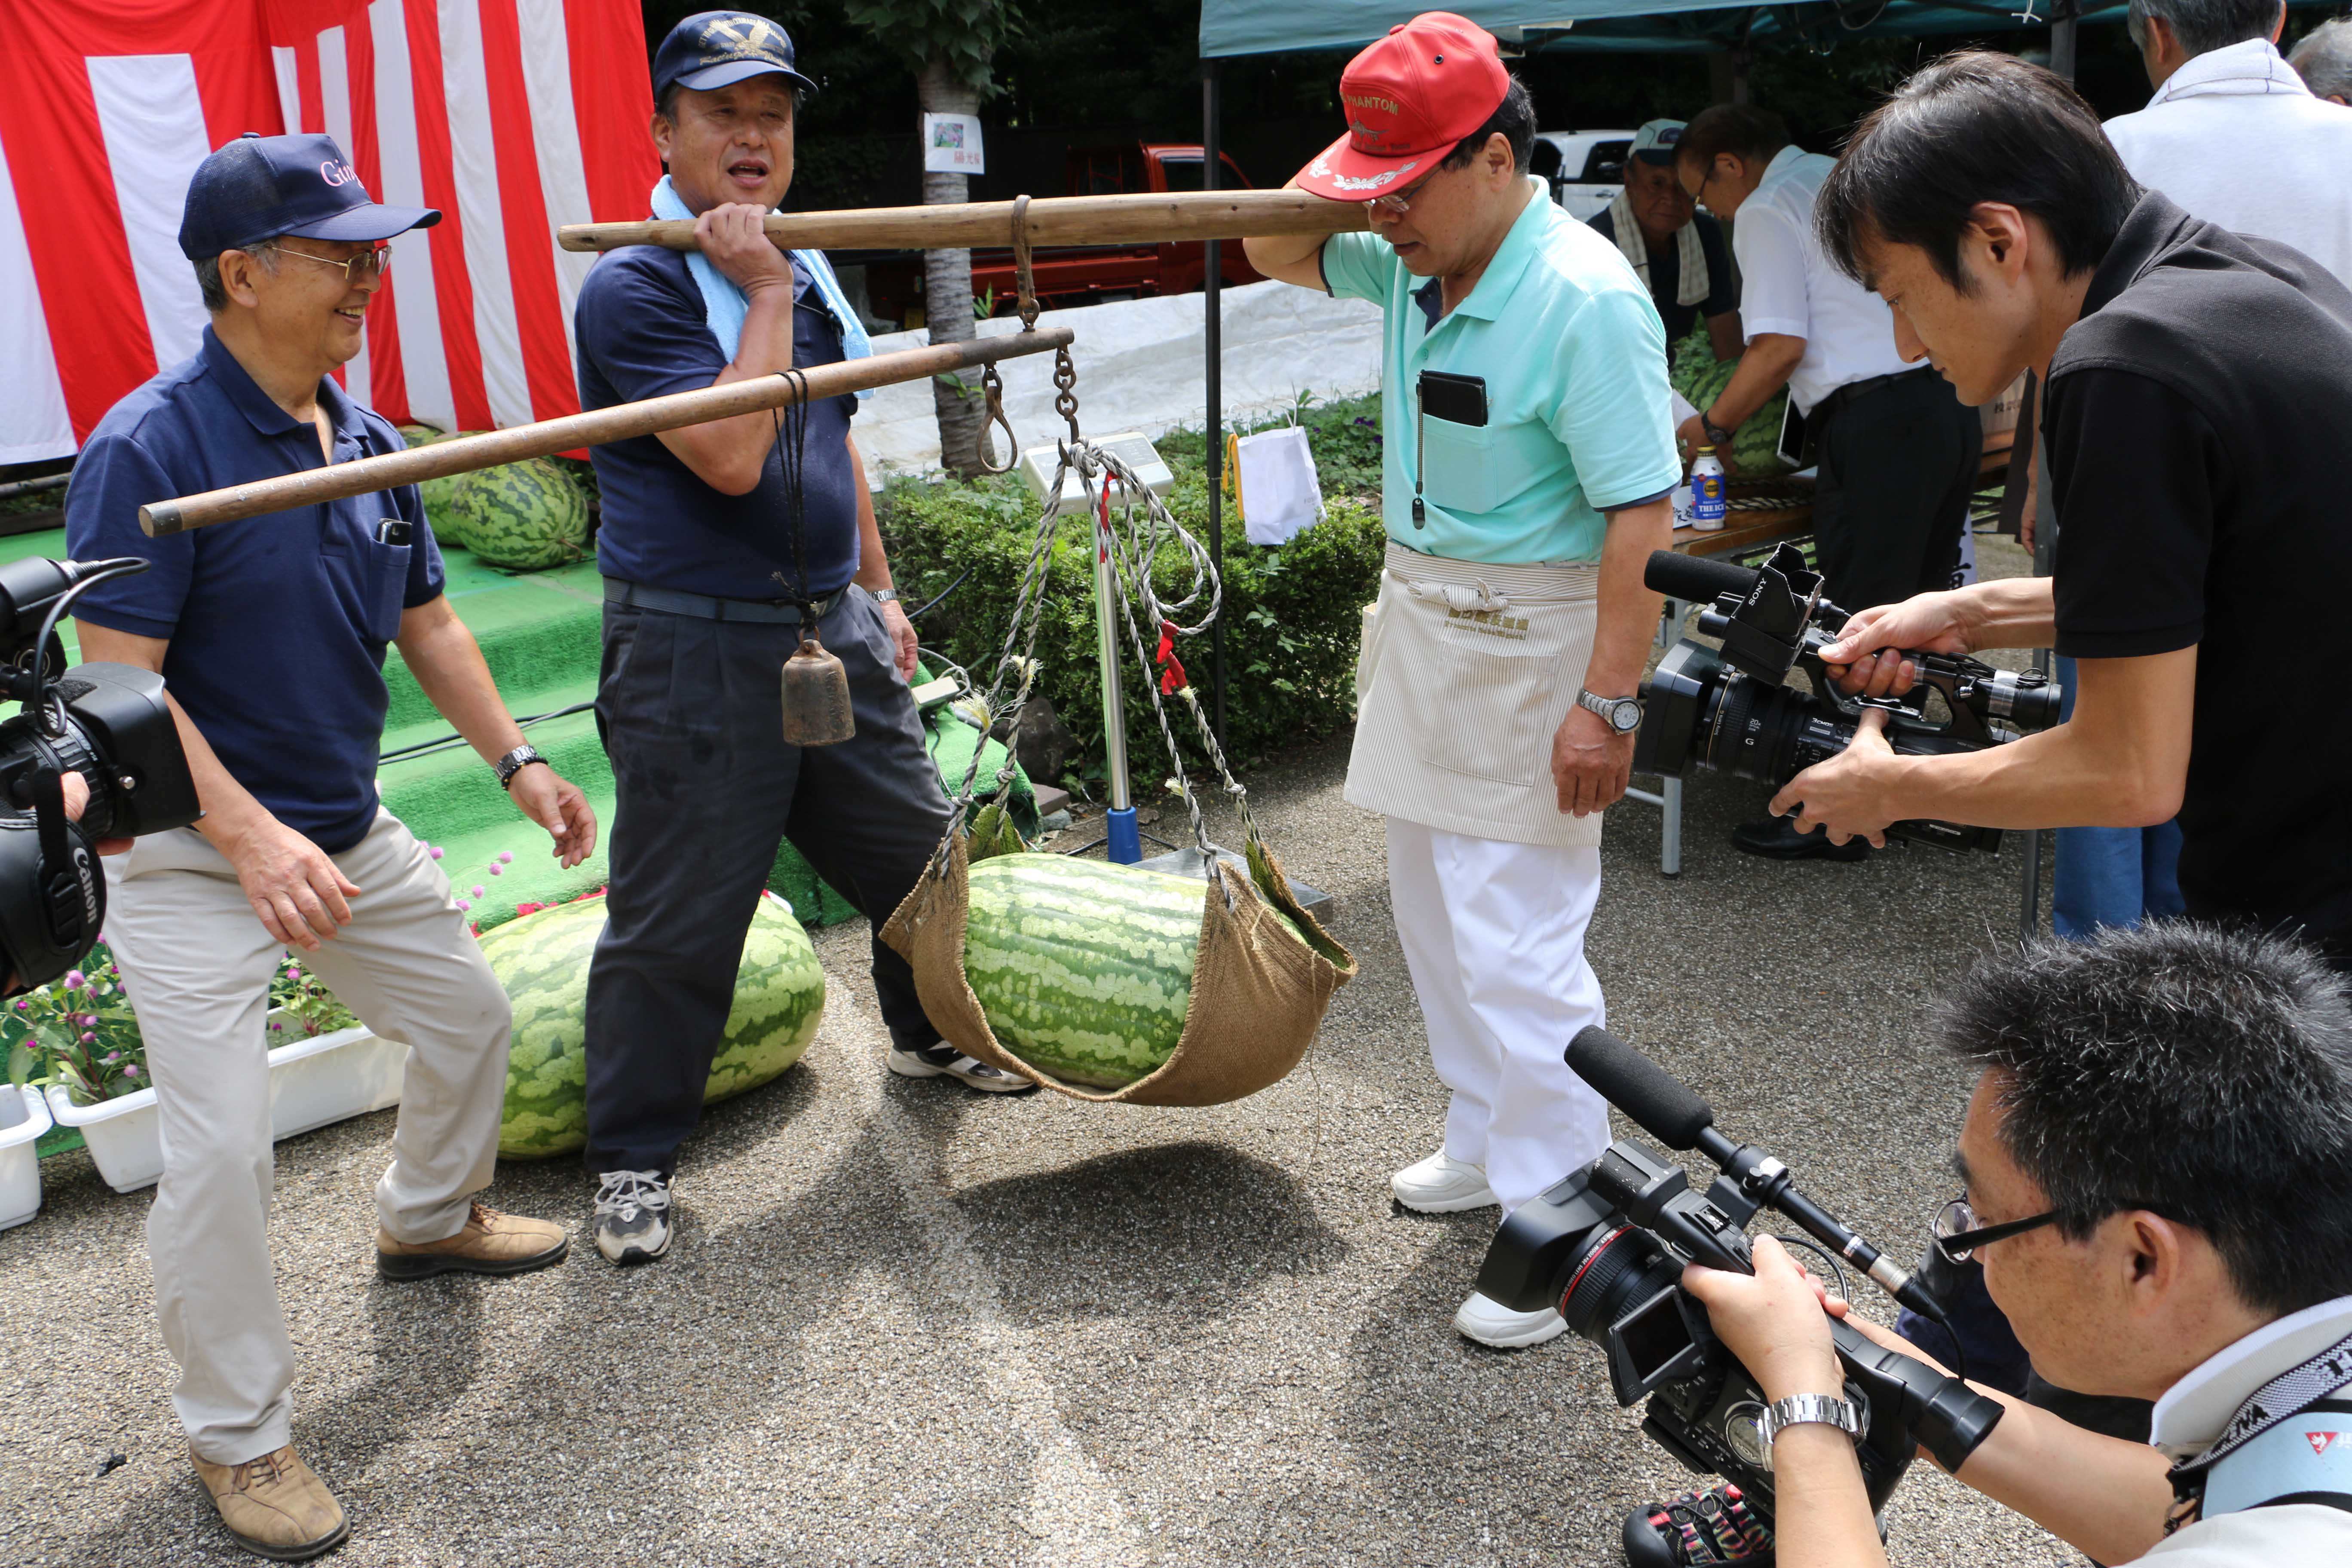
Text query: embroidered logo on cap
320 159 356 187
698 14 783 62
1306 153 1418 192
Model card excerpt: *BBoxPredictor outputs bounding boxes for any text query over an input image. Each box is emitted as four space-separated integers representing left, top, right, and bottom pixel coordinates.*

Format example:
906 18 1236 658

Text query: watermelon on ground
962 854 1210 1089
396 423 474 546
485 892 825 1158
451 456 590 571
1670 323 1792 476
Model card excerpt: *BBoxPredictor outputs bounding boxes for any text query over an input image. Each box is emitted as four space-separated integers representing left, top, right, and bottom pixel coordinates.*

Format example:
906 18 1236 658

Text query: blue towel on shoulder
649 176 873 398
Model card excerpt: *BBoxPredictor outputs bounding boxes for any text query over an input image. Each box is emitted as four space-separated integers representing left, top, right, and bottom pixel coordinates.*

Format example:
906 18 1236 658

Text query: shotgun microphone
1566 1025 1951 1326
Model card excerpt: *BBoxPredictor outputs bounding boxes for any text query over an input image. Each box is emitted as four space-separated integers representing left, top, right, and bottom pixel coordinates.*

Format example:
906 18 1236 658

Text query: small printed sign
922 113 984 174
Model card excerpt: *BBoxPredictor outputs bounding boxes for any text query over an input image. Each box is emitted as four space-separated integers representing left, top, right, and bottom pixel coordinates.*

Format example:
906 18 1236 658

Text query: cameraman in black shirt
1770 52 2352 965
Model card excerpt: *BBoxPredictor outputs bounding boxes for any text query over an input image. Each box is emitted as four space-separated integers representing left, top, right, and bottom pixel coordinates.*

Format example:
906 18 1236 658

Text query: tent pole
1204 54 1228 747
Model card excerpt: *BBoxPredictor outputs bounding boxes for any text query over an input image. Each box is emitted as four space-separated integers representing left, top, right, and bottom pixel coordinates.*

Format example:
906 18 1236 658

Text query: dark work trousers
581 585 951 1175
1810 369 1983 616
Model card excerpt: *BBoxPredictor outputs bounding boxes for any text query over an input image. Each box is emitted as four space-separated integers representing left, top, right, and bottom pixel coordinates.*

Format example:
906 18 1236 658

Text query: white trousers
1384 817 1611 1215
102 810 512 1464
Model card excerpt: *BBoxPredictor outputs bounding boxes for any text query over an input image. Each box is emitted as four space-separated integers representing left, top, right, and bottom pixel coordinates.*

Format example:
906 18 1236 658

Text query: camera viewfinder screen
1618 1289 1696 1383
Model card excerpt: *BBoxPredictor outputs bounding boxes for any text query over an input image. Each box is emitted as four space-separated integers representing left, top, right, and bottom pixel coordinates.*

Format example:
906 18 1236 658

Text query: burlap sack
879 832 1355 1106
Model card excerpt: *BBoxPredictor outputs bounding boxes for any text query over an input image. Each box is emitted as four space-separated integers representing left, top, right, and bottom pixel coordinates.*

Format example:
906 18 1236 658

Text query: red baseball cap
1295 13 1510 202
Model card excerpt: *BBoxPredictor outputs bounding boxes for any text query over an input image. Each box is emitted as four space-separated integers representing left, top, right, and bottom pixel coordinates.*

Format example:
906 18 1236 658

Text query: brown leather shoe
192 1444 348 1561
376 1200 569 1281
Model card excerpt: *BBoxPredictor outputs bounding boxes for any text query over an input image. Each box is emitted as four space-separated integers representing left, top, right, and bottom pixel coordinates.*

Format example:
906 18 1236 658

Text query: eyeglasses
268 243 392 286
1931 1195 2062 1265
1369 169 1440 215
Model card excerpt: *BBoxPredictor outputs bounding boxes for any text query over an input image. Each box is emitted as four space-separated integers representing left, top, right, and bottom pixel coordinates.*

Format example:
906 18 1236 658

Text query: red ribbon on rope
1155 619 1189 695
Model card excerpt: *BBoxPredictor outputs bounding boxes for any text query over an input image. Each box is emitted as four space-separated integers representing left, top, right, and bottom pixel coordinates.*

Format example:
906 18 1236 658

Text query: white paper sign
922 113 985 175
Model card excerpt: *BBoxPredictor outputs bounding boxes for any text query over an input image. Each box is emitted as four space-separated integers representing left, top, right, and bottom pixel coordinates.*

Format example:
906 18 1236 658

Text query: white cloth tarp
855 279 1383 481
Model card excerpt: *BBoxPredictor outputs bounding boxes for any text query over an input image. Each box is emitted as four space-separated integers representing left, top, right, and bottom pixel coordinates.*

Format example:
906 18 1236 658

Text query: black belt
1814 364 1936 425
603 578 848 624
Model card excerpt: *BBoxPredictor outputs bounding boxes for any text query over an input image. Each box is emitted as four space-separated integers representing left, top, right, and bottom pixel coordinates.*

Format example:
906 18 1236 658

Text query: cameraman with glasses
1675 921 2352 1568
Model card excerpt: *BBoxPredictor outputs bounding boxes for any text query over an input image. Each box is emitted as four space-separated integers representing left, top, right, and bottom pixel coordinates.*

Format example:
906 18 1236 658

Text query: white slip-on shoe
1453 1290 1568 1349
1390 1149 1498 1213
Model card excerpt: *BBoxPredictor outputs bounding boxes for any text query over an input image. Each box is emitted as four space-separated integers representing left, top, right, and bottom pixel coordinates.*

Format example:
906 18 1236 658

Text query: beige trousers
102 809 512 1464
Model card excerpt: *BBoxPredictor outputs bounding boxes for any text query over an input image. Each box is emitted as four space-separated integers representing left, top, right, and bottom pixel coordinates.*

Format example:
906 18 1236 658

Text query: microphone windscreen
1568 1026 1715 1149
1643 550 1759 606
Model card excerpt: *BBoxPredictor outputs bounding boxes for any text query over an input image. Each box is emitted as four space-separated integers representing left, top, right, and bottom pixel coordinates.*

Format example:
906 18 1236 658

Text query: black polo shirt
66 330 445 854
1584 207 1737 348
2046 192 2352 956
575 248 860 600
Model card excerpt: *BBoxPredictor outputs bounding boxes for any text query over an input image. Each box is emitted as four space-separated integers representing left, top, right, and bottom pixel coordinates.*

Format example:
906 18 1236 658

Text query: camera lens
1557 1225 1684 1343
1703 675 1852 785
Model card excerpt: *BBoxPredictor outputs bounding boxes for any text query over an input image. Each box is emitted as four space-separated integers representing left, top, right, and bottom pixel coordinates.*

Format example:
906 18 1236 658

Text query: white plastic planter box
0 1084 52 1230
43 1020 405 1194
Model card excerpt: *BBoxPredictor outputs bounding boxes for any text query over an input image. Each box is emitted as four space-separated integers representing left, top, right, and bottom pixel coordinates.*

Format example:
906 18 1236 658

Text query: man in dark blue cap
65 131 595 1562
571 9 1029 1273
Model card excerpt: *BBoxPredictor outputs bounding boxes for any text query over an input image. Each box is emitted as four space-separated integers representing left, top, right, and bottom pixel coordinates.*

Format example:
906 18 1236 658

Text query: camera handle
1830 1317 2004 1476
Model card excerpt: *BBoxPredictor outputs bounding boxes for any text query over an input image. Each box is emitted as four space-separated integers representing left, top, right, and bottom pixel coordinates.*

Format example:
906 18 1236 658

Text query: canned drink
1690 448 1726 532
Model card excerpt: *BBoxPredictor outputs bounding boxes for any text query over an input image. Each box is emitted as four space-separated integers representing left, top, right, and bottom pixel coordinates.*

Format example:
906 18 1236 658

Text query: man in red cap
1246 14 1681 1349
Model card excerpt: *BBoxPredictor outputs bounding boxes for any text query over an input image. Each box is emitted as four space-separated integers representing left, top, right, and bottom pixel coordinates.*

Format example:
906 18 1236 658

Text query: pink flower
64 970 84 989
497 851 514 864
101 1052 119 1064
122 1065 139 1078
429 845 444 860
79 1031 94 1043
470 885 484 899
11 998 24 1011
455 898 471 911
488 865 502 876
82 1014 98 1027
269 1021 282 1032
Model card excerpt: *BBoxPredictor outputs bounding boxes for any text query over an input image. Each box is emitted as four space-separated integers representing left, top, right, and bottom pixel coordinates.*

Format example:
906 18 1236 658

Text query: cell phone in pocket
1417 370 1488 427
375 518 413 546
1777 398 1813 470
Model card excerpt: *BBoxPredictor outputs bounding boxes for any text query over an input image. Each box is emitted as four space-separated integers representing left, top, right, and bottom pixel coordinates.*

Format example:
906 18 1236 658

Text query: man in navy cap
66 131 594 1562
570 12 1026 1272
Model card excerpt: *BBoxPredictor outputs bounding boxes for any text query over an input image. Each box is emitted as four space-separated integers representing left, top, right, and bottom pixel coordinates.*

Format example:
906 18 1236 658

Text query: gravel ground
0 541 2079 1568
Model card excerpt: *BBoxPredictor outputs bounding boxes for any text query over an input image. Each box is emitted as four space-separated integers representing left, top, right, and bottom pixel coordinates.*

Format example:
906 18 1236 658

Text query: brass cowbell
781 634 855 747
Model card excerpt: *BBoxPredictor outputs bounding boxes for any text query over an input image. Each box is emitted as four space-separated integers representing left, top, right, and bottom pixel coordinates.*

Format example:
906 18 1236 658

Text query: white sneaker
887 1042 1036 1093
1453 1290 1567 1349
1390 1149 1498 1213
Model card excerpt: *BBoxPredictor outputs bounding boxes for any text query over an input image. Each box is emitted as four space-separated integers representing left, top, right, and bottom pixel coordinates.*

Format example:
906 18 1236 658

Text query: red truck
861 143 1264 329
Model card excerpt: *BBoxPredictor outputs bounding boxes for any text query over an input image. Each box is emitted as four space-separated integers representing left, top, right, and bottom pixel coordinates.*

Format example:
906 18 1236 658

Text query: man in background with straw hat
1246 13 1680 1348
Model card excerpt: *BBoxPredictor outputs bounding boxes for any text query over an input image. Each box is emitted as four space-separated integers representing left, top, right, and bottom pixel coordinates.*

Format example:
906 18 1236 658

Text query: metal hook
974 361 1018 475
1010 193 1039 330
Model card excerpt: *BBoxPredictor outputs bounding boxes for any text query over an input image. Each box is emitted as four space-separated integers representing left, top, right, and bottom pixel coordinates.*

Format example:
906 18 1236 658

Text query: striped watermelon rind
450 456 589 571
962 854 1207 1089
1670 323 1792 475
396 424 475 546
485 891 825 1158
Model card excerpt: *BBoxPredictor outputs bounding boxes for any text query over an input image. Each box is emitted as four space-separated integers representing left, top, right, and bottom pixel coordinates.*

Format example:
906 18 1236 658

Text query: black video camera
1475 1028 2003 1553
0 558 200 991
1634 545 2061 852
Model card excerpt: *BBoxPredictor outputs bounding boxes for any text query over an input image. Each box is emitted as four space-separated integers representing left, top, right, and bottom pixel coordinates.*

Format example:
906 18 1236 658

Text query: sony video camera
1475 1027 2003 1559
1634 545 2061 851
0 557 200 991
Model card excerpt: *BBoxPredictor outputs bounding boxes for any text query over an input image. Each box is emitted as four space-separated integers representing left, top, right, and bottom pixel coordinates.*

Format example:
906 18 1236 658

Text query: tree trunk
918 56 985 477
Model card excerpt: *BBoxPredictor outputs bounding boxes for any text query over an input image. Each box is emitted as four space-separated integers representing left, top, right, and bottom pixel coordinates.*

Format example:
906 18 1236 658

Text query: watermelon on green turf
449 456 589 571
484 891 825 1158
962 854 1209 1089
396 423 473 545
1670 323 1793 476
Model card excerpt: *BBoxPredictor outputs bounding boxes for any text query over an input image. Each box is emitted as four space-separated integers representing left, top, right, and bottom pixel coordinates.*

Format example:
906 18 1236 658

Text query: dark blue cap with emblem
178 131 439 261
652 10 818 103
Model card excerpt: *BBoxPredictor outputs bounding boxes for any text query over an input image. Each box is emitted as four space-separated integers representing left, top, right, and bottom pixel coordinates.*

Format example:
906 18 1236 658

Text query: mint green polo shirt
1322 178 1681 565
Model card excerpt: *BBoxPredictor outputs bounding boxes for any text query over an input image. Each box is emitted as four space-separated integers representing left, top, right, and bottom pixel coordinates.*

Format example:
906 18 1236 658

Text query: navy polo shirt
575 248 860 600
65 328 445 855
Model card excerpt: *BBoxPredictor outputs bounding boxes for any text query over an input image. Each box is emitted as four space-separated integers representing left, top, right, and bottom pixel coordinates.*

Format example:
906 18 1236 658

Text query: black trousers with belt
1809 368 1983 615
580 583 950 1176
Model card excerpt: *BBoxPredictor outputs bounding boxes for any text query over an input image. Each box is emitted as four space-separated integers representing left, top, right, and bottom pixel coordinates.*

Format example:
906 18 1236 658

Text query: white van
1531 129 1636 221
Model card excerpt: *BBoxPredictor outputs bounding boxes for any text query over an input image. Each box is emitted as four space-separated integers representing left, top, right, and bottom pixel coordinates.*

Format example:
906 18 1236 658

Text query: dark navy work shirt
65 328 445 855
1585 208 1738 349
574 248 860 600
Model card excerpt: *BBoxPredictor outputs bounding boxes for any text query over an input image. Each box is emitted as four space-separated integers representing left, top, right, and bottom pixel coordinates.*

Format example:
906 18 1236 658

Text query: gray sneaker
592 1170 672 1265
887 1042 1035 1093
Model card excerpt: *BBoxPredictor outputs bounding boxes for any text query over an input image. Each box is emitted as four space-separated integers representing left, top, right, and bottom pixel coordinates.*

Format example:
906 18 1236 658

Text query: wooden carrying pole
557 187 1371 255
139 327 1073 537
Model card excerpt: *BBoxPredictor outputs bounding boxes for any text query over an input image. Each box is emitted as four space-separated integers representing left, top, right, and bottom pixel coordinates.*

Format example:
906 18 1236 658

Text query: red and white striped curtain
0 0 660 463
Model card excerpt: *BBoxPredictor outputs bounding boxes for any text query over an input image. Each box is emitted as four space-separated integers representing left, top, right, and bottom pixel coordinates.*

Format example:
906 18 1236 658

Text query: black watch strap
494 744 546 791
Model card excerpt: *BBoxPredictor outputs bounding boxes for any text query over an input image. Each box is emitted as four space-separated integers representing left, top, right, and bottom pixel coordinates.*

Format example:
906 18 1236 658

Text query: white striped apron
1345 543 1602 848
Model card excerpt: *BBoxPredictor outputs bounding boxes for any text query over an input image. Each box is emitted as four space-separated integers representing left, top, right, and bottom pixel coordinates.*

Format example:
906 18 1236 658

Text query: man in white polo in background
1671 104 1983 864
2109 0 2352 286
2290 17 2352 104
1246 13 1679 1348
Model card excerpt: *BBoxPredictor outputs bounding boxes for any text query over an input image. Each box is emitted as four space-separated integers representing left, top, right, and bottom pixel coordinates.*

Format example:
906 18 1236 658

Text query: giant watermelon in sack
1670 325 1792 475
450 457 590 571
485 891 825 1157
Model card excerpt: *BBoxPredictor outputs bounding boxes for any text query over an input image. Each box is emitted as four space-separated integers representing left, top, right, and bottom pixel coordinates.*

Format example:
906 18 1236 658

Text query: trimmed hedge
878 396 1388 790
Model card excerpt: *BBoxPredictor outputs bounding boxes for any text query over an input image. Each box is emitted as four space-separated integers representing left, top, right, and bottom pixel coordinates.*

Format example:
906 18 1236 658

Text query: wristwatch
494 743 548 792
1702 413 1736 448
1758 1393 1867 1468
869 587 901 605
1577 688 1643 734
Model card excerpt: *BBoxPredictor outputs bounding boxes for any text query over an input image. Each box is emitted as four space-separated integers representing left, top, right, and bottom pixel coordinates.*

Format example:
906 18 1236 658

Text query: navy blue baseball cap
652 11 818 102
177 132 439 261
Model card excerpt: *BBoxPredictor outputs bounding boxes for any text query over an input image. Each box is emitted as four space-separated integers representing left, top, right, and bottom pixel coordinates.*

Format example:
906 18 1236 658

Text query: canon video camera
0 558 200 990
1475 1028 2003 1558
1634 545 2061 851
